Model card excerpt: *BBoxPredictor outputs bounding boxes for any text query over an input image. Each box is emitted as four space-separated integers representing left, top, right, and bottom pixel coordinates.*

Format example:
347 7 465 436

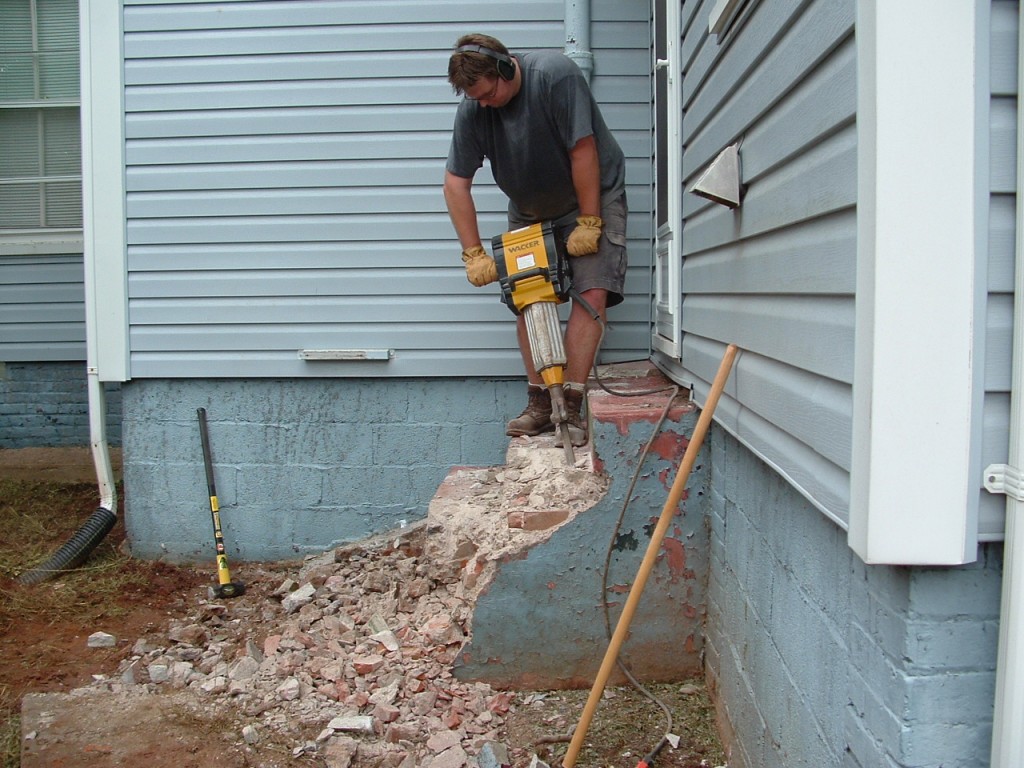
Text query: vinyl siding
661 0 1014 538
121 0 653 378
981 0 1018 539
659 0 857 525
0 255 86 361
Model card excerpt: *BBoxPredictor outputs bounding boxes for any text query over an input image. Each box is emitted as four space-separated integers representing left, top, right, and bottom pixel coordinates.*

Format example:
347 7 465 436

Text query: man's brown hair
447 34 510 95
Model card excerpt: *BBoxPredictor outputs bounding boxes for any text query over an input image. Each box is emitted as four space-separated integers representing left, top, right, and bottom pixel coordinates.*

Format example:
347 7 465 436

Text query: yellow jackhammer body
492 223 576 464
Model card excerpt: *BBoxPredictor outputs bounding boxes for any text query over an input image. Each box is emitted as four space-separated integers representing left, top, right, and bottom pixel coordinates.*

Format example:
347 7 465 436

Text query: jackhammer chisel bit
548 383 576 465
524 301 575 465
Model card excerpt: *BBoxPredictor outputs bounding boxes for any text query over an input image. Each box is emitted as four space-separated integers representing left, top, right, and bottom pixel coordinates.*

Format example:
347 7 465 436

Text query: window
0 0 82 234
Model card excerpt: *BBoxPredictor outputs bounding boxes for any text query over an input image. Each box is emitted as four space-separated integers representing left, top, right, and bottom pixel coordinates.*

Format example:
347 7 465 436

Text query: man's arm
565 135 604 257
569 134 601 218
443 170 483 249
444 169 497 286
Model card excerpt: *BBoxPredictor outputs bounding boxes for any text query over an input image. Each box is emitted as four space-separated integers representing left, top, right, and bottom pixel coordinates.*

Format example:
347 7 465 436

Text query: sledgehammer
197 408 246 599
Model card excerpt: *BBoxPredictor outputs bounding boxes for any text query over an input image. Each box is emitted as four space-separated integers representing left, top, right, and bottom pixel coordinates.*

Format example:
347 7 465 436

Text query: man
444 33 627 447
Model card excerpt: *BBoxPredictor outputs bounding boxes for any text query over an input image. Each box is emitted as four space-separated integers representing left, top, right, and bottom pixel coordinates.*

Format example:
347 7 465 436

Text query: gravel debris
79 442 610 767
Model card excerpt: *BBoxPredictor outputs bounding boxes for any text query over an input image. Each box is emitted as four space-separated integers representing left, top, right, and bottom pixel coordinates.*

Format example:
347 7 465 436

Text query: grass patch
0 481 102 573
1 715 18 768
0 480 141 632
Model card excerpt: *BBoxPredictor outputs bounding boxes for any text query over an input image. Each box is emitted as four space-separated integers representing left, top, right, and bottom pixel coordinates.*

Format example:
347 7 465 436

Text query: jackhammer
492 222 577 465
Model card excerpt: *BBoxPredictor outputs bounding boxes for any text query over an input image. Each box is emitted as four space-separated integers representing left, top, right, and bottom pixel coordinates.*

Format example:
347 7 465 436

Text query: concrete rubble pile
80 443 610 767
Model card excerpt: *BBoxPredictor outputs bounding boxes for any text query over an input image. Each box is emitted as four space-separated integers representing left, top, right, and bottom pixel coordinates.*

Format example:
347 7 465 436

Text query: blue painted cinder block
0 362 122 448
706 427 1001 768
121 377 521 560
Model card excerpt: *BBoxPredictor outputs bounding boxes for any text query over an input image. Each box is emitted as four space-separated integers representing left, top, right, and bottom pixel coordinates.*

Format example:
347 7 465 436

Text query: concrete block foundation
706 427 1002 768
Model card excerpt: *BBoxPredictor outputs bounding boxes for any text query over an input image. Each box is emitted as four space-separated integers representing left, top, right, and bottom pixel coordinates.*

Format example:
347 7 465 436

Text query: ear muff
455 44 515 81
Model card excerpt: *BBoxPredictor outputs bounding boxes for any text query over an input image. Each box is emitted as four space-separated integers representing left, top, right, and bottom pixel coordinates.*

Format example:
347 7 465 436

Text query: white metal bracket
984 463 1024 502
299 349 393 361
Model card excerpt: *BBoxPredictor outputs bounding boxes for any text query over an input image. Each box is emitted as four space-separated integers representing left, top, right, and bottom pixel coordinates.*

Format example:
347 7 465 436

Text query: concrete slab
20 689 247 768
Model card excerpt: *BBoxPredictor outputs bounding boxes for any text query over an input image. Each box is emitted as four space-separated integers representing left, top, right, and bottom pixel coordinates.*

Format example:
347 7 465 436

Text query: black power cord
570 286 683 766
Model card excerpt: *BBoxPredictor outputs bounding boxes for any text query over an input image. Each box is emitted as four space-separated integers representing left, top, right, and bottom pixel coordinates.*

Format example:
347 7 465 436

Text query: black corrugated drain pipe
17 366 119 585
17 506 118 585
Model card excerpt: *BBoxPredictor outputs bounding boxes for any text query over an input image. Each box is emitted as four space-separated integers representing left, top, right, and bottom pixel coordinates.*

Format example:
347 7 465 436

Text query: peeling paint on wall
613 529 638 551
659 536 687 580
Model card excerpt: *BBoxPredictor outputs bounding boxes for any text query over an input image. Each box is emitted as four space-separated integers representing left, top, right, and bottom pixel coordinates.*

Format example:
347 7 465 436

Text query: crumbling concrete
453 363 703 688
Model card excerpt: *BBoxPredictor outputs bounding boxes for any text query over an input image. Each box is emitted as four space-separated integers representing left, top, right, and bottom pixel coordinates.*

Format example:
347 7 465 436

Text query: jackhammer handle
501 265 555 291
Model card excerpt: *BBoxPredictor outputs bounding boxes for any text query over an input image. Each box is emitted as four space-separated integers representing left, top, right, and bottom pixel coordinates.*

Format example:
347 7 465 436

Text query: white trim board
80 0 129 382
850 0 989 564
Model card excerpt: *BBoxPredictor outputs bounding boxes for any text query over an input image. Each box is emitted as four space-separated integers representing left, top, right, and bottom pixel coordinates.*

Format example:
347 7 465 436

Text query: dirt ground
0 446 727 768
0 448 236 767
0 446 118 484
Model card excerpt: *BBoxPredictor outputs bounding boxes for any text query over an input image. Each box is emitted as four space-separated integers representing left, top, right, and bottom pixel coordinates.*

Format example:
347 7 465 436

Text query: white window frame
652 0 682 358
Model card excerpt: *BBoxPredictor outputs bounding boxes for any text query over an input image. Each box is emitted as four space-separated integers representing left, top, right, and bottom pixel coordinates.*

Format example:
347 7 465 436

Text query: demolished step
442 361 703 689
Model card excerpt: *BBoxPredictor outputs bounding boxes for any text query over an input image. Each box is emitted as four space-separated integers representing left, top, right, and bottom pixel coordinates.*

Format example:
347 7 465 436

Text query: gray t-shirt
446 50 626 225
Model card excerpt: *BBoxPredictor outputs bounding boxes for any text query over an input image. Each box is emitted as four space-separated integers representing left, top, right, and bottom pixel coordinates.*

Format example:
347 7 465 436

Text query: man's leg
555 192 627 448
565 288 608 385
554 288 608 447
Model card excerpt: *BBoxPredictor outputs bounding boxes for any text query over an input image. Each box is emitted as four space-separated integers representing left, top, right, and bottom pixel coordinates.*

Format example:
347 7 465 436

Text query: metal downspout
86 373 116 514
564 0 593 83
81 0 116 517
990 6 1024 766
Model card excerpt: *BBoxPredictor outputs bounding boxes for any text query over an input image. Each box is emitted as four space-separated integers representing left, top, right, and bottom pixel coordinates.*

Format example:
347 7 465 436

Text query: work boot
506 386 555 437
554 387 588 447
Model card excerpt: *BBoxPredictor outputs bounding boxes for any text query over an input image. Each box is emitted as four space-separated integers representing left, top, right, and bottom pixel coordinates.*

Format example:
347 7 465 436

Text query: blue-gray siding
0 254 86 362
982 0 1019 539
662 0 1016 539
658 0 857 524
121 0 653 379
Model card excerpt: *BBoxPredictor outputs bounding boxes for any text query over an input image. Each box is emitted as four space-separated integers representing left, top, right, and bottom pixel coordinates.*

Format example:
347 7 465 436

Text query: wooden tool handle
561 343 739 768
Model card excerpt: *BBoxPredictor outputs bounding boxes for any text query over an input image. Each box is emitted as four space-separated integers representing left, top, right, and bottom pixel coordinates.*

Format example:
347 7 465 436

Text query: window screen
0 0 82 230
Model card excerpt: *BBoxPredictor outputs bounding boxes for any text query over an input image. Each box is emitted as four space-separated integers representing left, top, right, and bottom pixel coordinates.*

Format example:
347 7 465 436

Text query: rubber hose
17 506 117 585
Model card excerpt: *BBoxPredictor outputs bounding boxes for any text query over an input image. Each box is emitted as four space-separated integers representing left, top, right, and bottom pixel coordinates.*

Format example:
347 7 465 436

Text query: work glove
461 245 498 287
566 215 604 257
